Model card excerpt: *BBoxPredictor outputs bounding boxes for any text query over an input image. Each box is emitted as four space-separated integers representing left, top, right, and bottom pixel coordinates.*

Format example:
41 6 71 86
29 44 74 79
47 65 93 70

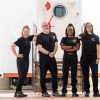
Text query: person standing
77 22 100 97
11 25 37 98
36 22 60 97
60 24 80 97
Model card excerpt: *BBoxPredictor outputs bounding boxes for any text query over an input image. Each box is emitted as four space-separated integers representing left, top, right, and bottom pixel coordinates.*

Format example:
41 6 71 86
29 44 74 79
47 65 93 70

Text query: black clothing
39 54 58 93
60 37 80 56
36 32 58 93
60 37 80 94
16 58 29 92
80 55 99 93
79 33 100 54
14 35 34 58
14 35 34 92
79 33 100 94
62 55 78 93
36 32 58 53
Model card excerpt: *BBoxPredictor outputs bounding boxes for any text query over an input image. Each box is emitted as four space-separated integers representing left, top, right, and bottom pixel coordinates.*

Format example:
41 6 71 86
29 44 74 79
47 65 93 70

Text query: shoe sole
93 96 100 97
72 96 79 97
14 96 24 98
42 96 50 97
61 95 66 97
14 95 27 98
85 95 89 97
42 95 50 97
53 94 61 97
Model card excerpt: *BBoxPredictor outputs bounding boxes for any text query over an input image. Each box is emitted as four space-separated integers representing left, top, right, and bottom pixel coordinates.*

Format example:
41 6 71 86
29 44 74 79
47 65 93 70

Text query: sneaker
20 91 27 97
42 92 50 97
53 91 60 97
14 91 27 98
85 93 90 97
61 93 66 97
93 93 100 97
72 93 79 97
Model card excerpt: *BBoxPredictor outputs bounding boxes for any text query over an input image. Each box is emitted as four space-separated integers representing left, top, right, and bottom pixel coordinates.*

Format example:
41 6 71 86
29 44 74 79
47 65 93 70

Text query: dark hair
82 22 94 39
65 23 75 37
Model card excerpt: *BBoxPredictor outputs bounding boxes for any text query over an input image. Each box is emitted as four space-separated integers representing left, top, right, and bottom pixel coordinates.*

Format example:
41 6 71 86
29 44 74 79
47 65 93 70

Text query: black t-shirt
36 32 58 54
14 35 34 58
79 33 100 54
60 37 80 55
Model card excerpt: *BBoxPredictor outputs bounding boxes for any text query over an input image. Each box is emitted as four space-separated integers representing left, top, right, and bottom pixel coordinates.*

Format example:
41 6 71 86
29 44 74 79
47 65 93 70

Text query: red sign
45 2 51 11
48 15 55 31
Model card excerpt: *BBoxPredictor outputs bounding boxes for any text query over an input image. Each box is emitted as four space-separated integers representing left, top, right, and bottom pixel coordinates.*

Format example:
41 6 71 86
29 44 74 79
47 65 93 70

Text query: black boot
85 93 90 97
61 93 66 97
93 93 100 97
42 92 50 97
72 93 79 97
14 91 27 98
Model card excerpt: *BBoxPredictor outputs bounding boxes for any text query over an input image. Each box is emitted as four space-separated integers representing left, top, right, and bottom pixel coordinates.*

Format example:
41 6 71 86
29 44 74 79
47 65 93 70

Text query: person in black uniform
60 24 80 97
77 22 100 97
11 25 37 98
36 22 60 97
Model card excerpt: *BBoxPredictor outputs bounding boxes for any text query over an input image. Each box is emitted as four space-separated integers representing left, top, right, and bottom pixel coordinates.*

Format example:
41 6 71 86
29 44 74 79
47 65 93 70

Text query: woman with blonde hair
11 25 37 98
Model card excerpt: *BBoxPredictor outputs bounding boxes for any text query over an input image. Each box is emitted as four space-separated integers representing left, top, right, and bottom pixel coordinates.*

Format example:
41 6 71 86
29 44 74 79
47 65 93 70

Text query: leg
62 56 70 94
16 58 29 92
90 58 99 94
48 57 58 93
80 56 90 93
70 56 78 93
39 55 48 94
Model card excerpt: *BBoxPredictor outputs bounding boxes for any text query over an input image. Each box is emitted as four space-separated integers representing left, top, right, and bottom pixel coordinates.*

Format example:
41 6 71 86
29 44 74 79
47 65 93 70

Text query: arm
95 36 100 64
11 44 23 58
77 33 83 39
97 44 100 58
66 43 80 52
49 42 58 58
77 36 82 39
61 43 72 50
96 44 100 64
11 44 18 57
37 45 49 55
53 42 58 54
32 33 38 42
33 35 37 42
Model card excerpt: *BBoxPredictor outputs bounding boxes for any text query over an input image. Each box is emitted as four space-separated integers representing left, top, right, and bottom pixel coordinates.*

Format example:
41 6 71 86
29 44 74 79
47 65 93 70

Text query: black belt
65 52 76 55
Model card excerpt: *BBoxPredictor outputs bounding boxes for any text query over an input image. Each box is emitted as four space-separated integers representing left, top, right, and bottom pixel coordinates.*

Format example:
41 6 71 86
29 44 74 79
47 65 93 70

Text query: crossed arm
61 43 80 51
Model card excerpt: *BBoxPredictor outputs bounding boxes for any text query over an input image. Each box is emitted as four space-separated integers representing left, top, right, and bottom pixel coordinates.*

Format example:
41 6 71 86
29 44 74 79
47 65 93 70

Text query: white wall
0 0 38 75
36 0 82 59
0 0 100 76
82 0 100 35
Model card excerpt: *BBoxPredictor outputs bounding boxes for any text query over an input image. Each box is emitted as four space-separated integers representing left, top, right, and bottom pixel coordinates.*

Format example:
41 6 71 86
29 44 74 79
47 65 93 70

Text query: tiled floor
0 90 100 100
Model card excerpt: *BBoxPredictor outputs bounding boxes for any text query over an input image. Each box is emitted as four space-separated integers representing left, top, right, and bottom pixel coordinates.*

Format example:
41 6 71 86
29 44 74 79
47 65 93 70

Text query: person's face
42 22 48 31
22 28 30 38
86 23 93 33
67 27 74 37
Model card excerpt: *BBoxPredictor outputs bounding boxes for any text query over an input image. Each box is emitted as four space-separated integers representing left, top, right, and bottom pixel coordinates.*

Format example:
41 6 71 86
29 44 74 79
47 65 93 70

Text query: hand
17 54 23 58
73 46 76 48
33 36 37 41
96 59 99 64
49 52 55 58
34 33 38 36
77 36 82 39
33 33 38 41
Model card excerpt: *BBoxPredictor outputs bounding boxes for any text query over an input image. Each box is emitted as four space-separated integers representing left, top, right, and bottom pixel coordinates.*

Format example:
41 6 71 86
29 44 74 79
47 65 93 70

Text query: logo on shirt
72 39 77 43
91 37 95 42
53 36 55 40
